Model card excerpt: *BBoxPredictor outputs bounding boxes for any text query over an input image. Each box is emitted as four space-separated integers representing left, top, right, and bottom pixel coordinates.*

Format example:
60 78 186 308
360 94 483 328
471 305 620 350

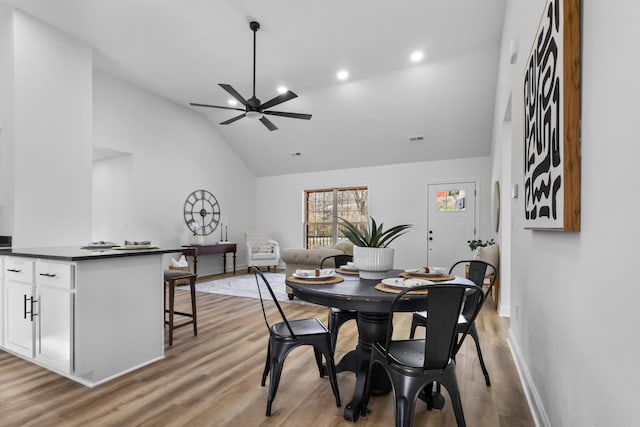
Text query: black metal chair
409 260 497 386
320 254 358 351
252 267 341 416
362 281 483 427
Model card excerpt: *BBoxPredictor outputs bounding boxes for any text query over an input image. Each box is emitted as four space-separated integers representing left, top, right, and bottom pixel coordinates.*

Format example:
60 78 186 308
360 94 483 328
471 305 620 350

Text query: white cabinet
0 256 3 346
4 280 35 357
3 257 74 374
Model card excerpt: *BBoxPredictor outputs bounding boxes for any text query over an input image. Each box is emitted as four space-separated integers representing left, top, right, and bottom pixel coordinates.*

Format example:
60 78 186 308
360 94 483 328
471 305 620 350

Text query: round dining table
285 269 474 422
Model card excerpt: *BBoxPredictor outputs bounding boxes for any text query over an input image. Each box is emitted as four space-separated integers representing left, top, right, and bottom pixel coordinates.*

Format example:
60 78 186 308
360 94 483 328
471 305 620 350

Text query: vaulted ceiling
2 0 506 176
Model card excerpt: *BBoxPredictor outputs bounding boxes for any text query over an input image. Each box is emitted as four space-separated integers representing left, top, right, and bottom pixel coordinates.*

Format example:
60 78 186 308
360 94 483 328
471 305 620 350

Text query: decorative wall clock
183 189 221 236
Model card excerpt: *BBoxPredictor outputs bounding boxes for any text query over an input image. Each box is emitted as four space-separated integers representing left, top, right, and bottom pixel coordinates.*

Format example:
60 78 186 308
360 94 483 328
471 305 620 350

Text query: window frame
304 186 368 249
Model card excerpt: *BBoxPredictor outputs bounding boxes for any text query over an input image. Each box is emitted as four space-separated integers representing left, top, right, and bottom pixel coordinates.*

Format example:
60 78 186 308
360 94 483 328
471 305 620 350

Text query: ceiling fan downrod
250 21 259 99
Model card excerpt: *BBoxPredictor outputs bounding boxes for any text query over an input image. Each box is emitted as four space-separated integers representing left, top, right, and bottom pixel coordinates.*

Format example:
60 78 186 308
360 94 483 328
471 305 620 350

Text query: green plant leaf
339 216 412 247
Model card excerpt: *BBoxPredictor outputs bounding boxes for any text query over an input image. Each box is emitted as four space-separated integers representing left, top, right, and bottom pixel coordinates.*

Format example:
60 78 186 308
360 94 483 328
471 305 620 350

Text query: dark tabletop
3 246 184 261
286 270 474 313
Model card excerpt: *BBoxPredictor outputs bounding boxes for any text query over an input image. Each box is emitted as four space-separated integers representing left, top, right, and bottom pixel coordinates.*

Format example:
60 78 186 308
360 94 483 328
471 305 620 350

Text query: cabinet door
4 281 35 358
36 286 73 373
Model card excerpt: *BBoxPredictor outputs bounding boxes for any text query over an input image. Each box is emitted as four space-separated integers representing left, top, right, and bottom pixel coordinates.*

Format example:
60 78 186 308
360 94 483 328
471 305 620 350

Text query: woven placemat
399 273 454 282
335 268 360 275
374 283 429 295
287 275 345 285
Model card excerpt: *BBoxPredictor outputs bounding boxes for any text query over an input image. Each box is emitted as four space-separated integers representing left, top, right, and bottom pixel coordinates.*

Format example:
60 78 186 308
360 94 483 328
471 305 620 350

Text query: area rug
181 272 314 305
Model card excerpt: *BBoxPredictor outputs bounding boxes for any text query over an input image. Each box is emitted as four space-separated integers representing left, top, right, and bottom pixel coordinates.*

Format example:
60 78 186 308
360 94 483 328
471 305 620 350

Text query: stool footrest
165 309 195 318
165 320 195 330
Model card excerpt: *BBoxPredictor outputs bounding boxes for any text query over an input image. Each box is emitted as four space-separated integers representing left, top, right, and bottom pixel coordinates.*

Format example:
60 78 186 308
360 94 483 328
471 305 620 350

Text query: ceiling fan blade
219 84 250 107
259 116 278 131
220 113 246 125
190 102 245 112
263 110 312 120
259 91 298 110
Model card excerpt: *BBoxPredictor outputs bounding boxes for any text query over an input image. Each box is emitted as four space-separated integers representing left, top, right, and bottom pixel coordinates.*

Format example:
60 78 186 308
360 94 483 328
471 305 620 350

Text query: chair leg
313 348 324 378
167 279 175 346
409 317 419 339
189 277 198 337
389 375 424 427
265 342 287 417
440 369 466 427
469 324 491 386
328 308 357 351
261 344 271 387
409 312 426 339
321 344 341 408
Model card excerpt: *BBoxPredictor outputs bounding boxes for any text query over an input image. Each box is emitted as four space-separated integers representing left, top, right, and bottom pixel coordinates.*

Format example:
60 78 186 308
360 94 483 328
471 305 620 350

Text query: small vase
353 246 395 280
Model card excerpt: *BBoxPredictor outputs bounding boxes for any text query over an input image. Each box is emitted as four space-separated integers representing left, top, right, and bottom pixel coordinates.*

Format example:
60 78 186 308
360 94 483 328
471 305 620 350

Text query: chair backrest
449 259 497 319
252 267 296 337
385 282 482 370
320 254 353 269
246 232 276 248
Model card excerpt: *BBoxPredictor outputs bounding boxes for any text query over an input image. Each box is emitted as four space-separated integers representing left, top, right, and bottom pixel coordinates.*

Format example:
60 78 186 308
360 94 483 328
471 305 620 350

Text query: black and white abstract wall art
523 0 581 231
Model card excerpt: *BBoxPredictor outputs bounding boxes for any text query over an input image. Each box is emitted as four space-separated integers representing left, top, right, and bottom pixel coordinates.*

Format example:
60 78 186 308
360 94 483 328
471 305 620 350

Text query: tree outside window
305 187 368 248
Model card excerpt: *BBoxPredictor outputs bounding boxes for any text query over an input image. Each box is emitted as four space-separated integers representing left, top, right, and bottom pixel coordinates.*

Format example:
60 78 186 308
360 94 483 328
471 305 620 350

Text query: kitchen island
1 246 182 387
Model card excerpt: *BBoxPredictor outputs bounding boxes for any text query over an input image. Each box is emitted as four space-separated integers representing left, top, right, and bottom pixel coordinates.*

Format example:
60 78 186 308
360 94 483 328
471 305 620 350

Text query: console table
182 243 237 276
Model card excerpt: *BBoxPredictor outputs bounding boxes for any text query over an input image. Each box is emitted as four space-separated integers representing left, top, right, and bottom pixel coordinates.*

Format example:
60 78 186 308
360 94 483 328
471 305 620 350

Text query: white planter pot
353 246 395 280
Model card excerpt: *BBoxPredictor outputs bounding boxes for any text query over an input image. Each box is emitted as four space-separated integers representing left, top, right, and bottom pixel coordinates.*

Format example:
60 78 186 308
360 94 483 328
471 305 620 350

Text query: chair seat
164 269 197 281
271 317 329 338
414 311 468 325
252 253 278 260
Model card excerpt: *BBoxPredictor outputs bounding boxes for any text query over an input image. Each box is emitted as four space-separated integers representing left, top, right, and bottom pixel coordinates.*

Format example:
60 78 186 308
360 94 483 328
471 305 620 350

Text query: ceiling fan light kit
189 21 311 131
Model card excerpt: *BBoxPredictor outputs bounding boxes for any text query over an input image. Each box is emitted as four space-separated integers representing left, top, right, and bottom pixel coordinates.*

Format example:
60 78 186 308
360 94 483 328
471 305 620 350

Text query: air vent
409 135 424 142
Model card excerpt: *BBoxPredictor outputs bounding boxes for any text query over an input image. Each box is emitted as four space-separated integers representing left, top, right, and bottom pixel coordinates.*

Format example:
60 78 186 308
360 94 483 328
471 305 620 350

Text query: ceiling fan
189 21 311 131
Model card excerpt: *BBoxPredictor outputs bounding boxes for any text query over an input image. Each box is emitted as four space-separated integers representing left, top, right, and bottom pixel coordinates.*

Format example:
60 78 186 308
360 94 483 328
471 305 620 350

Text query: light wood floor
0 275 534 427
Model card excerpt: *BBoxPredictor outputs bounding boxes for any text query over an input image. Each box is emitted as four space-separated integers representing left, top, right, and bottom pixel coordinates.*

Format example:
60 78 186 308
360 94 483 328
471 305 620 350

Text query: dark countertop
0 246 184 261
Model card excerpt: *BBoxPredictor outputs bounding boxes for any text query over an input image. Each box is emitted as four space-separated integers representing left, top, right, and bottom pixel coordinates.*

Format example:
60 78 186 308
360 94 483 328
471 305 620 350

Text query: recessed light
410 51 424 63
228 99 238 106
337 70 349 81
277 86 288 94
290 152 302 157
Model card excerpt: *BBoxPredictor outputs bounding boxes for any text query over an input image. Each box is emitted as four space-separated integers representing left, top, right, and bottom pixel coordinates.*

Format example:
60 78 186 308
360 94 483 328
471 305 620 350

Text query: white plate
82 243 118 249
112 245 158 250
292 272 334 280
404 268 448 278
339 264 358 271
381 278 433 289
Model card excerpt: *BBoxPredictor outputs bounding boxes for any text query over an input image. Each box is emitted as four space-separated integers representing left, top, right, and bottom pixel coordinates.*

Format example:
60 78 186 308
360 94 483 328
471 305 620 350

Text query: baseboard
507 331 552 427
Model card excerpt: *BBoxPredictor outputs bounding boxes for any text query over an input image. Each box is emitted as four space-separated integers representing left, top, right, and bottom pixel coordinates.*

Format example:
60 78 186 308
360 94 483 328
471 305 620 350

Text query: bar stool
164 269 198 346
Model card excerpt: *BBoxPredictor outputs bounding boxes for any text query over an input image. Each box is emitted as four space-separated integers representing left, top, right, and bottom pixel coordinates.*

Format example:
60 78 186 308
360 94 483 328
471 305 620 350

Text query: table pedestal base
336 312 392 422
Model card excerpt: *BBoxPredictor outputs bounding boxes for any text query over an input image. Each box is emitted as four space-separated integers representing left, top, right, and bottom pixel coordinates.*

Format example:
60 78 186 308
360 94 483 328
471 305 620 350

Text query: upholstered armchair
245 232 280 272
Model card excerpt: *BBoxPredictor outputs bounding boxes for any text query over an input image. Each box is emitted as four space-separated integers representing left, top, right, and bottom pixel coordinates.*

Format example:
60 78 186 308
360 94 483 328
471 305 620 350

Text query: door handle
24 295 38 322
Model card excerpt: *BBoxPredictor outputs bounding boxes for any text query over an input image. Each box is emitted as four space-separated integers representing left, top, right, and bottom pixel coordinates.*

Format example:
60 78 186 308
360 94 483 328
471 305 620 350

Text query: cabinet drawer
36 262 74 290
5 258 34 283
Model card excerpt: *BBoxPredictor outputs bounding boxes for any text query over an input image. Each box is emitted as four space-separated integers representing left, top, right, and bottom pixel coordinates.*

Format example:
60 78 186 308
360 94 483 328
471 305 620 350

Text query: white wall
0 5 14 235
257 156 493 270
12 10 93 247
92 70 257 275
496 1 640 426
3 10 257 275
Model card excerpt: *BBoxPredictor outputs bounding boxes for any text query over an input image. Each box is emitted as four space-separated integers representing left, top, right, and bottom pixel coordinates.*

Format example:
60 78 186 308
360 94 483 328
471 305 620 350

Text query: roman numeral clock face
183 190 221 236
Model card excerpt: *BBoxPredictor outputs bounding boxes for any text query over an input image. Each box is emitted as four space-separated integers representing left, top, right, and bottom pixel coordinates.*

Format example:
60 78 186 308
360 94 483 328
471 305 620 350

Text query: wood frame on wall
523 0 581 231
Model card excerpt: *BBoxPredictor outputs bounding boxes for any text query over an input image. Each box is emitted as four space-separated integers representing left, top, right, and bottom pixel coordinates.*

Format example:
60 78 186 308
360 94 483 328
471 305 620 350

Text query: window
436 190 466 212
305 187 368 248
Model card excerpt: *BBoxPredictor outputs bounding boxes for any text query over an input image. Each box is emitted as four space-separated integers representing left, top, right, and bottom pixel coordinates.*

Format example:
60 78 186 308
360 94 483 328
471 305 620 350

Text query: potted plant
467 238 495 258
340 217 412 279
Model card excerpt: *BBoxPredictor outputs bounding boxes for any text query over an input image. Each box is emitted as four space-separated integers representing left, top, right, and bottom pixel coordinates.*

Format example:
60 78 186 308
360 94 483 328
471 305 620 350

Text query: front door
427 182 477 268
